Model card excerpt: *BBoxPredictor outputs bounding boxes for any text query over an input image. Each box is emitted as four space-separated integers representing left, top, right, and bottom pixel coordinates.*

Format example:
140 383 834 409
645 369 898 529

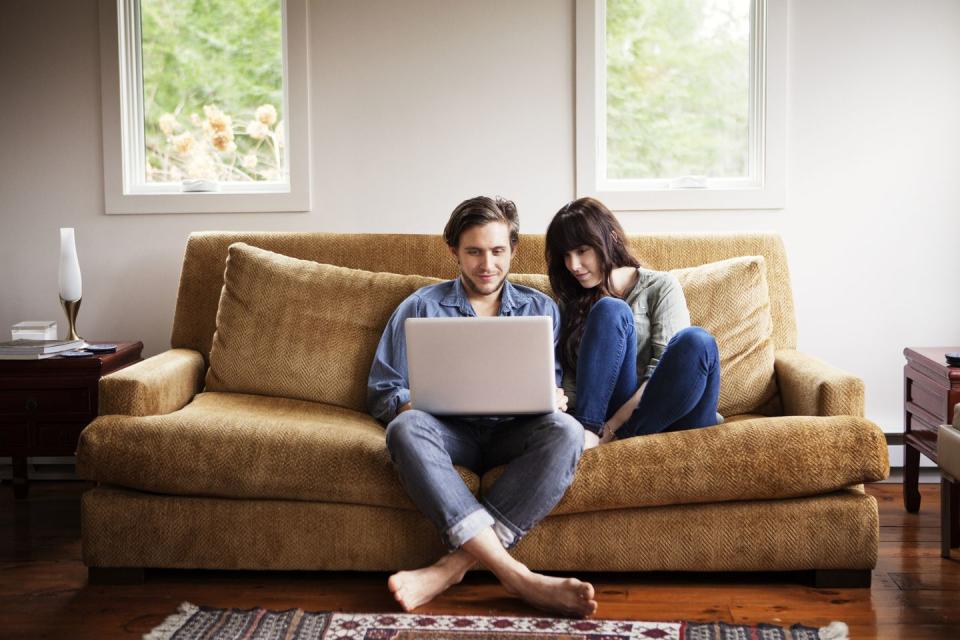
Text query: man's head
444 196 519 298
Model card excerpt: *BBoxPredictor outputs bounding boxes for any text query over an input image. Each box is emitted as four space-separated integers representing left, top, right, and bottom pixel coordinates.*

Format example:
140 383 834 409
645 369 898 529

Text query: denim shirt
367 278 563 424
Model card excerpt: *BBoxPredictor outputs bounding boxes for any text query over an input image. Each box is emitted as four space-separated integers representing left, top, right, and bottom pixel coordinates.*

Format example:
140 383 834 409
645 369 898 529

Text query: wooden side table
0 341 142 498
903 347 960 516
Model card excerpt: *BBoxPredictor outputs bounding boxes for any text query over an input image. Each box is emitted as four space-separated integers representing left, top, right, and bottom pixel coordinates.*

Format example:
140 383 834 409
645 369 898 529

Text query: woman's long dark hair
545 197 641 375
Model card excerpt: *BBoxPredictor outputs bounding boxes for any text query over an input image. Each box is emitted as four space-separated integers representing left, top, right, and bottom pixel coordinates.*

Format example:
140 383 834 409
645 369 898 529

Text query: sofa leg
812 569 871 588
88 567 145 585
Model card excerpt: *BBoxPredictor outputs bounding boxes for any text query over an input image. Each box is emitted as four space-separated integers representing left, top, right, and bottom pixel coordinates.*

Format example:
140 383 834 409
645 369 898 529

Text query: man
367 196 597 617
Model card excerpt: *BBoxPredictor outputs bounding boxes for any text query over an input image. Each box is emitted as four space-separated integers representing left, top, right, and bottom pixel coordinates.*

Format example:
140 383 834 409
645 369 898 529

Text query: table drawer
0 421 29 453
906 377 949 422
32 422 87 455
0 387 92 415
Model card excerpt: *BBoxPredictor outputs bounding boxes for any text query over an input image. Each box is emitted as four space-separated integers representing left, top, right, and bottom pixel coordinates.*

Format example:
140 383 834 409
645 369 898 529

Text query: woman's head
545 197 640 373
545 197 638 298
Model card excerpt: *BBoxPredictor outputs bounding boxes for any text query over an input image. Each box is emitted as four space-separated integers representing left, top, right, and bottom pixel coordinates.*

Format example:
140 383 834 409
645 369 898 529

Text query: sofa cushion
508 273 553 297
671 256 777 416
76 391 479 508
512 260 777 416
205 243 440 412
481 415 888 515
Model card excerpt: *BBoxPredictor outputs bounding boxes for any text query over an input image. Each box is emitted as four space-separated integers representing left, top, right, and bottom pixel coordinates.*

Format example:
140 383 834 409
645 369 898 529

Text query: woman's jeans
573 297 720 438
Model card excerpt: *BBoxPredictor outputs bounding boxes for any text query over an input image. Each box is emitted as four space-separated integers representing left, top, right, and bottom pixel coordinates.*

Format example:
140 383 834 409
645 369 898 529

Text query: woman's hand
605 381 647 434
583 429 600 450
599 423 617 444
555 388 569 412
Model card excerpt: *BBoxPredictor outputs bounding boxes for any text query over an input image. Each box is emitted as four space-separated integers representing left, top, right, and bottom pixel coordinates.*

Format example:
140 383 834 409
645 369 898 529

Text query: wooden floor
1 481 958 639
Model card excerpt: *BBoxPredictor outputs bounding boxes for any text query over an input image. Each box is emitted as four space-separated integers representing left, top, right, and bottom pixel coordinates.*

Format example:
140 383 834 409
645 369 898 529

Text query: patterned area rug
143 603 849 640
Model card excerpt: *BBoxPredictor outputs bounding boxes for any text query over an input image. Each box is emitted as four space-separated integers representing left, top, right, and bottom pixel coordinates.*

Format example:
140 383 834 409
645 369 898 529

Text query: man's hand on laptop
554 388 568 413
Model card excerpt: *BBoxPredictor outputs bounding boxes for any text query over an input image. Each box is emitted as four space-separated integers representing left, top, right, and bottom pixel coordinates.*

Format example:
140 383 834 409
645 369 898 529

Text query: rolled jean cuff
444 508 495 550
481 499 524 550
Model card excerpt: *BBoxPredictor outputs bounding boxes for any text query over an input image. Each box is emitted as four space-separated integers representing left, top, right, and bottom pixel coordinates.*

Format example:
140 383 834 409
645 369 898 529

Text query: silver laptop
405 316 557 415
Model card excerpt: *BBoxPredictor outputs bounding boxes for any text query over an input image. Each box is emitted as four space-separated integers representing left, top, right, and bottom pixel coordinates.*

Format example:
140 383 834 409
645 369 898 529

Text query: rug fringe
818 620 849 640
143 601 199 640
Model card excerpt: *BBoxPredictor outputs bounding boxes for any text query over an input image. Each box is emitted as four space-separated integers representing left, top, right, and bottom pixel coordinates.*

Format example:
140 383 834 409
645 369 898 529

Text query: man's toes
578 581 595 600
387 573 403 593
393 590 414 612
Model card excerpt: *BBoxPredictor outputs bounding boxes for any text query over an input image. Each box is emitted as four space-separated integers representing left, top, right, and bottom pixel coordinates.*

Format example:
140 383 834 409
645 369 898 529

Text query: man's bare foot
387 551 475 612
501 567 598 617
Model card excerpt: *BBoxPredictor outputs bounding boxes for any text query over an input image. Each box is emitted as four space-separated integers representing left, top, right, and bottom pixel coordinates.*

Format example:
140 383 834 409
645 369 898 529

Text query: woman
545 197 720 446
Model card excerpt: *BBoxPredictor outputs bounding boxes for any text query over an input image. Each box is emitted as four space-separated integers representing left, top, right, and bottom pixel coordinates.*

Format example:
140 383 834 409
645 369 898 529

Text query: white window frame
576 0 786 211
98 0 311 214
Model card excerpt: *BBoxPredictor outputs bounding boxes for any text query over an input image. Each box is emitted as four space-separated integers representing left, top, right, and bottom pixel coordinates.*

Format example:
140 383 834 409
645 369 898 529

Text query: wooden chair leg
952 477 960 548
944 477 958 558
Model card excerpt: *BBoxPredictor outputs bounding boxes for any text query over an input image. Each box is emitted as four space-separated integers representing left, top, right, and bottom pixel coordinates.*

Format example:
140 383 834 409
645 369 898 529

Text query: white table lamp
58 227 84 342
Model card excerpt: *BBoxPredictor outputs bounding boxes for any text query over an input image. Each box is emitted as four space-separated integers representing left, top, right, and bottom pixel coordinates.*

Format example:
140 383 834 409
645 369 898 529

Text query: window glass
140 0 285 183
605 0 751 180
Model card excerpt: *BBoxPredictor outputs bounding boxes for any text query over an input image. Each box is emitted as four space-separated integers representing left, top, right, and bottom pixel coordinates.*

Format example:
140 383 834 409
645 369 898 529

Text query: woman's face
564 245 603 289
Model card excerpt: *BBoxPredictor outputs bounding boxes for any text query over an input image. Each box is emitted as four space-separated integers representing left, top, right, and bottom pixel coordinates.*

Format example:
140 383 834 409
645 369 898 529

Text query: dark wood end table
903 347 960 530
0 341 143 498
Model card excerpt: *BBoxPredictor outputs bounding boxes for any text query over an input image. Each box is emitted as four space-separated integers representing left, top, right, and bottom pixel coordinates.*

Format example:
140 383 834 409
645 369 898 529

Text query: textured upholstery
81 485 877 572
775 349 866 417
507 273 553 296
78 392 478 508
485 415 888 515
171 232 798 363
205 243 441 411
77 230 888 575
512 259 779 417
672 256 777 416
98 348 205 417
515 488 879 572
79 392 886 509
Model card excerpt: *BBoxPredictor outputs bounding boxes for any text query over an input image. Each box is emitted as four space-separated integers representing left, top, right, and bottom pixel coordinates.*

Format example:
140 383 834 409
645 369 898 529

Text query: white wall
2 0 959 453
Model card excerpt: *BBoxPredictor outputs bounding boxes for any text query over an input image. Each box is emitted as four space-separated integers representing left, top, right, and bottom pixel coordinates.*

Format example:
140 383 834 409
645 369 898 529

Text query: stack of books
0 339 85 360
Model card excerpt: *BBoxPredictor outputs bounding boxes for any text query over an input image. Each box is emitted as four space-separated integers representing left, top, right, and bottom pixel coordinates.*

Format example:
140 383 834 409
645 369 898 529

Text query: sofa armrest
98 348 205 416
775 349 865 417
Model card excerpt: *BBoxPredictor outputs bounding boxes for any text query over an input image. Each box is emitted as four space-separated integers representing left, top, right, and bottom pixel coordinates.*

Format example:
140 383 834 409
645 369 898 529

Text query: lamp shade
58 227 82 301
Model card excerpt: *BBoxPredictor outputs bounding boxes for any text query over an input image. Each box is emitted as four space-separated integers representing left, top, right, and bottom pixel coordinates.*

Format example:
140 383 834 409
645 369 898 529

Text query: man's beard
461 271 507 296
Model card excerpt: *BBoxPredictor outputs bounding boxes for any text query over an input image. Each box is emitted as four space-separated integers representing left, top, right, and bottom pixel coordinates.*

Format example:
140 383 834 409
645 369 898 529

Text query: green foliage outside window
141 0 285 183
606 0 751 180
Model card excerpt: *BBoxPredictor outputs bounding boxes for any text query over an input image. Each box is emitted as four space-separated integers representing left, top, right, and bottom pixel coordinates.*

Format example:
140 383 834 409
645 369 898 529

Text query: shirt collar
440 276 533 316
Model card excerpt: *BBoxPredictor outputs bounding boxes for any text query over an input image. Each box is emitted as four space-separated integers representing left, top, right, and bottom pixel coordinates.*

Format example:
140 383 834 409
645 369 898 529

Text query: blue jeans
573 297 720 438
385 410 583 550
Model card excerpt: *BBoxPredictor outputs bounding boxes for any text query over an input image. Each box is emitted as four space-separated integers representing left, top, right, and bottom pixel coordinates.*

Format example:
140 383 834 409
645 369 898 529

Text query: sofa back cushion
204 243 439 411
671 256 777 416
171 232 796 362
511 260 777 416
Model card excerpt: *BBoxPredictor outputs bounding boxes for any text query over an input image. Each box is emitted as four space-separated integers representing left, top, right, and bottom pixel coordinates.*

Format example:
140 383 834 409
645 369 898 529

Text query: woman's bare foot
387 551 476 612
500 567 598 617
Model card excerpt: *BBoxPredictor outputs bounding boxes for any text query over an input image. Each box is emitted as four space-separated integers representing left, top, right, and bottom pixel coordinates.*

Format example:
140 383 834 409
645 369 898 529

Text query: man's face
449 222 514 298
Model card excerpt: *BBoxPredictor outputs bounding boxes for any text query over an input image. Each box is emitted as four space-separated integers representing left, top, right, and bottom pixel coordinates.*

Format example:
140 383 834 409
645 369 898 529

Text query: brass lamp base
59 296 84 342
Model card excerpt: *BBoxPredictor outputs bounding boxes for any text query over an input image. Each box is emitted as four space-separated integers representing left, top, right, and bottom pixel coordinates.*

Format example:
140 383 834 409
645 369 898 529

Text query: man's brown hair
443 196 520 249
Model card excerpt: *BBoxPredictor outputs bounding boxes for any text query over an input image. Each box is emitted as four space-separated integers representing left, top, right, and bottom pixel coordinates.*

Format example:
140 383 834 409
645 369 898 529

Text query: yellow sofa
76 232 889 586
